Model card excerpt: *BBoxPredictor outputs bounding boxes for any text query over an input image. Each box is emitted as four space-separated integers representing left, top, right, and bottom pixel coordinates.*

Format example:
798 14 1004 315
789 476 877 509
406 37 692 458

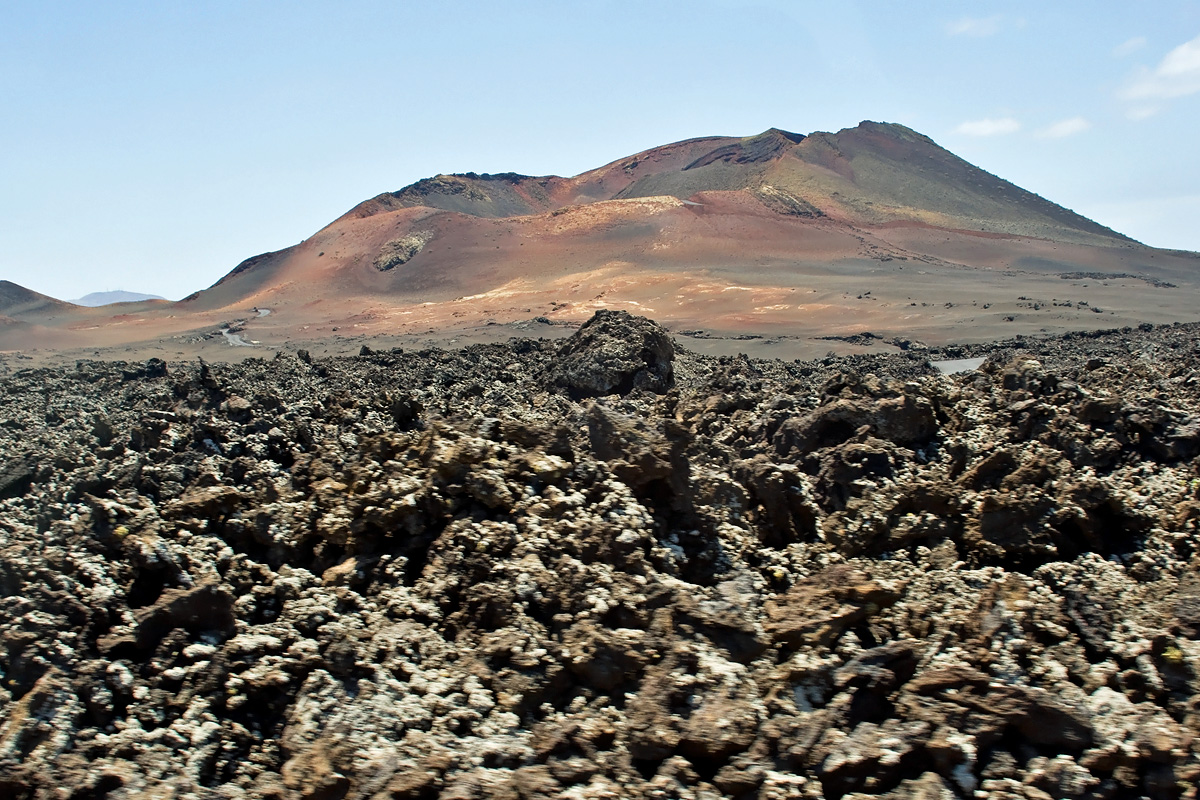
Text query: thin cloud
953 117 1021 136
1126 105 1161 120
1113 36 1147 57
945 15 1003 37
1036 117 1091 138
1120 33 1200 100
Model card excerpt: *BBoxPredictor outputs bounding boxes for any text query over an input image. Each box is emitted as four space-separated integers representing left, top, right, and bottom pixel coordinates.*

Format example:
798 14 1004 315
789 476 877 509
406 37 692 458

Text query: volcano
3 122 1197 361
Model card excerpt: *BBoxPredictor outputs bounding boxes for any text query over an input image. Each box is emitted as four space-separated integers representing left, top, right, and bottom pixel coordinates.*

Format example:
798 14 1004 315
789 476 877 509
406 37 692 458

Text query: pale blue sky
3 1 1199 300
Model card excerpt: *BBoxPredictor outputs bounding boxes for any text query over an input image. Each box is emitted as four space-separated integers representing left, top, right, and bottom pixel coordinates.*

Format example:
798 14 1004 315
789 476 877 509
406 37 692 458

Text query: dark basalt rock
550 309 674 397
2 320 1200 798
97 583 236 654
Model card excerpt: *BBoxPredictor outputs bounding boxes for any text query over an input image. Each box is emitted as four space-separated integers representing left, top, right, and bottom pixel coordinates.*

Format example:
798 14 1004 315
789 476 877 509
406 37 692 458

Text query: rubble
1 312 1199 799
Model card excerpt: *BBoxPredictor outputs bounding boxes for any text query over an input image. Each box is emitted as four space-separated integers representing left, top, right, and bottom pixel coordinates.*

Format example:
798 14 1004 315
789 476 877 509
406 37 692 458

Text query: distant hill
72 290 165 307
182 120 1144 314
0 280 72 317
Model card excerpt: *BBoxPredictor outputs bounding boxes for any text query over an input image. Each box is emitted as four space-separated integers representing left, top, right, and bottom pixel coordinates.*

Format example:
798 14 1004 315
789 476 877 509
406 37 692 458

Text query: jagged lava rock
550 309 674 397
0 315 1199 799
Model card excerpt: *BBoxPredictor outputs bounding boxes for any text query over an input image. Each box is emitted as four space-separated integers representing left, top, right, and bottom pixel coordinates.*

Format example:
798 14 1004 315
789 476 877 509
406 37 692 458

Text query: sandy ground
6 257 1195 370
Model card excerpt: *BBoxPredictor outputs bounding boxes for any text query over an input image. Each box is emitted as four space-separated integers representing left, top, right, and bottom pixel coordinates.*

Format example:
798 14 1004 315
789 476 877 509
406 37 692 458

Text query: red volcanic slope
183 122 1138 310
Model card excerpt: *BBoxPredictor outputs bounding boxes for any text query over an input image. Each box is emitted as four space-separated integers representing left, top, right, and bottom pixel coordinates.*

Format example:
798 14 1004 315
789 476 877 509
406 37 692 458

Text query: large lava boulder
552 309 675 397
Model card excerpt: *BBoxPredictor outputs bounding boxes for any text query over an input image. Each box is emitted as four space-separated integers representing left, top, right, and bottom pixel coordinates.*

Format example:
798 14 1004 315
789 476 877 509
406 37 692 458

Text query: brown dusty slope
0 280 73 318
2 122 1196 361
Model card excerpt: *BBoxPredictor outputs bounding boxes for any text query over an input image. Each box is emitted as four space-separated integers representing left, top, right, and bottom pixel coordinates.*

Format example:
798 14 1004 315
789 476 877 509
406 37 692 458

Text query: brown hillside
0 279 73 318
